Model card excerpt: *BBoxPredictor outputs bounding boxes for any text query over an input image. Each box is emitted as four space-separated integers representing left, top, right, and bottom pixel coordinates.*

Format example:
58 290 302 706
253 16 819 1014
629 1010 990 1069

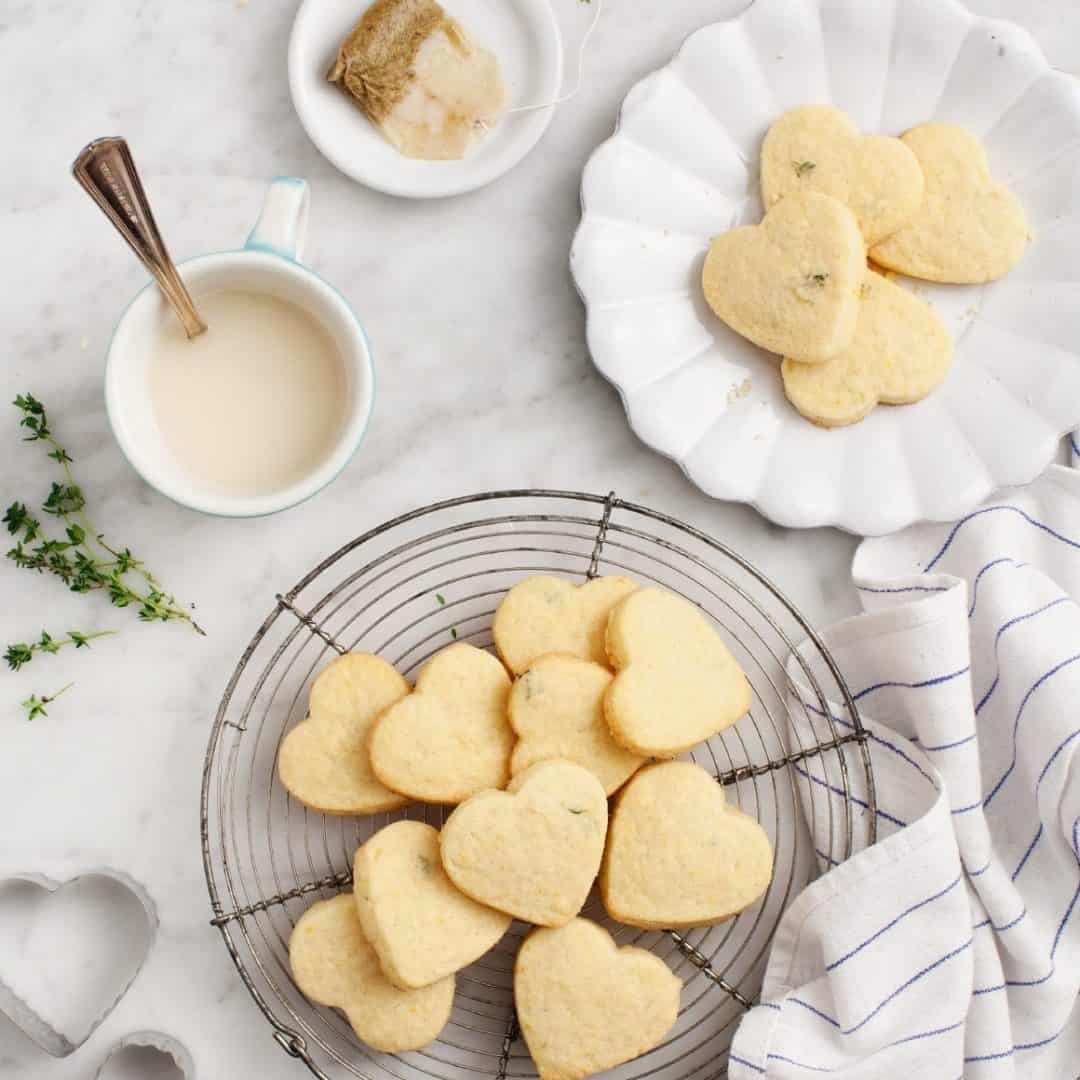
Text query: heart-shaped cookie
515 918 681 1080
702 190 865 363
369 643 513 804
440 759 607 927
761 105 925 246
870 122 1028 283
493 576 637 676
604 588 751 756
601 761 773 928
278 654 411 815
289 893 454 1052
781 269 953 427
509 655 645 795
353 820 511 989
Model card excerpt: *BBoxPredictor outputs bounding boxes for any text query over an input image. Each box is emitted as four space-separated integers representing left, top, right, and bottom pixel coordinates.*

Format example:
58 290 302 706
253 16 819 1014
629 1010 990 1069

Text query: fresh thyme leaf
793 160 816 177
450 627 458 639
3 629 113 671
436 593 446 606
6 395 204 639
4 643 33 671
20 682 73 721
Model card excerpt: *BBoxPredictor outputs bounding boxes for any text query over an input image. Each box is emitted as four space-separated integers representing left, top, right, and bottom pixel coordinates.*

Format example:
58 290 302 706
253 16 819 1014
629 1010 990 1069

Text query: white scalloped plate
571 0 1080 536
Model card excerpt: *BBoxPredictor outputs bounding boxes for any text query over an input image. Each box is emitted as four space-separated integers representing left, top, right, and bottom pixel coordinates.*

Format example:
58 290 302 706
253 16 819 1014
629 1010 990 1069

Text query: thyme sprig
21 683 73 721
5 629 115 672
5 394 204 634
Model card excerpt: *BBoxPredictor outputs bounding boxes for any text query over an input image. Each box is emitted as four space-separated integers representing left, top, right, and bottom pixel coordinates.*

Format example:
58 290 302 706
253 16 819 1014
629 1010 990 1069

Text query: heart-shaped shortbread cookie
604 588 751 756
493 576 636 676
278 654 411 815
509 655 645 795
515 918 681 1080
289 893 454 1051
441 759 607 926
601 761 773 928
870 123 1028 283
702 190 865 363
761 105 925 246
369 643 513 804
353 820 510 989
781 269 952 427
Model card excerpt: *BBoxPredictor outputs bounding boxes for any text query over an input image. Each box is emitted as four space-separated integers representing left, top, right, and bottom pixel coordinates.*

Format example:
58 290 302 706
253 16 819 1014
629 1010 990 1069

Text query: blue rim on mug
103 179 375 518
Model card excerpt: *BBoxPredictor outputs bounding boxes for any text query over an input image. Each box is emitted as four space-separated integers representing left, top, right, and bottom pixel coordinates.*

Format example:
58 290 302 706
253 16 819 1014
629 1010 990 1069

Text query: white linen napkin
729 465 1080 1079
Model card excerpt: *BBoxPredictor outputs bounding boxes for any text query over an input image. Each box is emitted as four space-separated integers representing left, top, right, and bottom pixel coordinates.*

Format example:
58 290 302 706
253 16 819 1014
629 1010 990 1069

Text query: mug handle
245 177 309 262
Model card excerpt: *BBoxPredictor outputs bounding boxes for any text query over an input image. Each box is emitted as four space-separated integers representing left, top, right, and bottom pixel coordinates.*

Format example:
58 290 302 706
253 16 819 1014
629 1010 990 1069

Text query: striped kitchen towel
729 465 1080 1079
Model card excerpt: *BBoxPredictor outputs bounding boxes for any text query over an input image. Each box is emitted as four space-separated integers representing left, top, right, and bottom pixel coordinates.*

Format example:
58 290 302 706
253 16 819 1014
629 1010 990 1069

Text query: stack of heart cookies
281 575 774 1079
702 105 1029 427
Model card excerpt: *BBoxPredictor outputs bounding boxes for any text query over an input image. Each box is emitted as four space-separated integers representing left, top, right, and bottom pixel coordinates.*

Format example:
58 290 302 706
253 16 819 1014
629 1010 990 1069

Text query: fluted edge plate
571 0 1080 536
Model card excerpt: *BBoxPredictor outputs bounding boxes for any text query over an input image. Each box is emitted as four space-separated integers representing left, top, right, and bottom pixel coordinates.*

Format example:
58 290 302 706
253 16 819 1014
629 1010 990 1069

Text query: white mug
104 177 374 517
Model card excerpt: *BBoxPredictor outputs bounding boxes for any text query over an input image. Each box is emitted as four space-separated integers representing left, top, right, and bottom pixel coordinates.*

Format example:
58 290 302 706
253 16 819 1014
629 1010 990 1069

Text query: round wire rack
201 490 875 1080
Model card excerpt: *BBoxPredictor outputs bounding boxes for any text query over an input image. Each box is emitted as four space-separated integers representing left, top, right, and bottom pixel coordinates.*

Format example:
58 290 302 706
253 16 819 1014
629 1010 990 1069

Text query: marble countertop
1 2 1077 1077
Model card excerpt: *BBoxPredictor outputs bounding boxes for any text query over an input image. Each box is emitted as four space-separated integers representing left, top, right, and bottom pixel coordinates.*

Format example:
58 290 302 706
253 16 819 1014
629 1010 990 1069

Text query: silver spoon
72 137 207 339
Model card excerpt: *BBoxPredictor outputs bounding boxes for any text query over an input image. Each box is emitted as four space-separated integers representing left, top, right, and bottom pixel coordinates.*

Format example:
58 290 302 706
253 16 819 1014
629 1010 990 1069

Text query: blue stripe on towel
824 875 962 971
924 506 1080 573
992 907 1027 932
854 666 970 701
792 764 907 828
1051 879 1080 957
791 940 972 1036
1038 728 1080 789
1012 825 1043 881
1002 730 1080 878
970 881 1079 996
965 1016 1073 1062
729 1054 765 1074
924 731 977 752
795 699 936 786
764 1021 966 1073
974 597 1075 714
983 653 1080 807
857 582 949 596
967 557 1029 617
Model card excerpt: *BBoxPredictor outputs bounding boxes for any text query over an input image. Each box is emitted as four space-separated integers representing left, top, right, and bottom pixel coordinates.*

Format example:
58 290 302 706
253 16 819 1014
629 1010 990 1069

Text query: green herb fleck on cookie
567 808 587 816
793 160 816 177
806 272 830 288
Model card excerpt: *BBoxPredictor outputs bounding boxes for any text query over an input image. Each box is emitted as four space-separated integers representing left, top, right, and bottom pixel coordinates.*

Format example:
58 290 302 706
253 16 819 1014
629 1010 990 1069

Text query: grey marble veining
0 2 1077 1077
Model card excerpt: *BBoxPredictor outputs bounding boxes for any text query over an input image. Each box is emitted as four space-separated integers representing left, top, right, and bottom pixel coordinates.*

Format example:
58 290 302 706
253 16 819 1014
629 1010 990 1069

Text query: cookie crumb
726 378 752 405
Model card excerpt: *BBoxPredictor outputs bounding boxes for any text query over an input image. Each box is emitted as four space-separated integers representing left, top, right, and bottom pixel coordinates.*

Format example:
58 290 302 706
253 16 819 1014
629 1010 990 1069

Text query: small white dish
288 0 563 198
571 0 1080 536
105 178 375 518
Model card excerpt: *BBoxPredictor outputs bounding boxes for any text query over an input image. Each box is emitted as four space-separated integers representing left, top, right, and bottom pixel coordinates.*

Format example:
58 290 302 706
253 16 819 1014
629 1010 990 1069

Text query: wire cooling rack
201 490 875 1079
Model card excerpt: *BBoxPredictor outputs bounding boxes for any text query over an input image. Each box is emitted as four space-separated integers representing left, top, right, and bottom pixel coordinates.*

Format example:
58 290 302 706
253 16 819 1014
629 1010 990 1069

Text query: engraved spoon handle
72 137 207 339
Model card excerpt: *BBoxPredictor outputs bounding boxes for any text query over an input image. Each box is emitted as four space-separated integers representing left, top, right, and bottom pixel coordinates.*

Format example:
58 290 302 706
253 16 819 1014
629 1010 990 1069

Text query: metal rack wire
201 490 875 1079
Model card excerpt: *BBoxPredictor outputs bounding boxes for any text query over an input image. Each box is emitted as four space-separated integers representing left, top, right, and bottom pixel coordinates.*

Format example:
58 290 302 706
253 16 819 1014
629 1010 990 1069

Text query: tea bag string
476 0 604 129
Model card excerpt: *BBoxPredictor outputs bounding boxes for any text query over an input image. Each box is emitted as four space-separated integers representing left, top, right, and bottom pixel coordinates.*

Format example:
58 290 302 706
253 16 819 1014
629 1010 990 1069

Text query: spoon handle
72 137 207 339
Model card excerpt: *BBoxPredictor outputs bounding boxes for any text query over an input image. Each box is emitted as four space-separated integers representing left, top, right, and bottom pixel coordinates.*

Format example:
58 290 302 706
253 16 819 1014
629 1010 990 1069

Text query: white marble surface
0 2 1077 1077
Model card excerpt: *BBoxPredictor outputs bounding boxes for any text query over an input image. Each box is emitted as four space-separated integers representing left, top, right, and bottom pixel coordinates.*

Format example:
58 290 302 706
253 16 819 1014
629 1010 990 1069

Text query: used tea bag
328 0 505 161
